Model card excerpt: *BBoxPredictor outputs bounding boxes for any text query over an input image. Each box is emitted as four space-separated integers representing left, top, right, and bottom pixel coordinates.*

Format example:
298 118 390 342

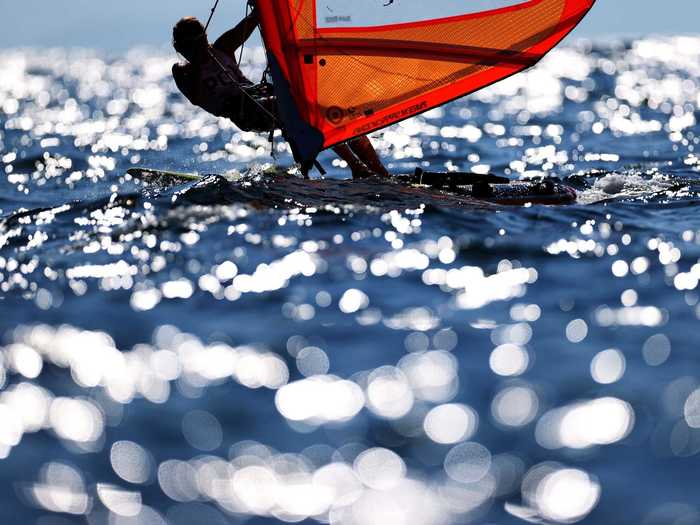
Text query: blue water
2 38 700 525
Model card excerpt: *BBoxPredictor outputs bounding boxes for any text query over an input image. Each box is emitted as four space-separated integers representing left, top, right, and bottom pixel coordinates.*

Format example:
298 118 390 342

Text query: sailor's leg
347 136 389 176
332 144 372 178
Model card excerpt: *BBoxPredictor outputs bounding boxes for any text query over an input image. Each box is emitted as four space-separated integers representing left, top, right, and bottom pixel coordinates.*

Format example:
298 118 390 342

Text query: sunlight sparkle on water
4 35 700 524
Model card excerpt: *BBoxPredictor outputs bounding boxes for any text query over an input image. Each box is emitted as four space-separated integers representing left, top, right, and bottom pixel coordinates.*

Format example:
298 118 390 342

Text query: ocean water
2 37 700 525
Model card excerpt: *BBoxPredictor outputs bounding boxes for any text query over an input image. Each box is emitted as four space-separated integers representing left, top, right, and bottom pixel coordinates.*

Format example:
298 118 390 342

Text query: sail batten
299 39 542 66
255 0 596 172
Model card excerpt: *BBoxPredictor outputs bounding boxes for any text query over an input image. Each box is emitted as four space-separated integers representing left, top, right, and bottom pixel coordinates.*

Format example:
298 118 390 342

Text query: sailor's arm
172 63 200 105
213 7 259 56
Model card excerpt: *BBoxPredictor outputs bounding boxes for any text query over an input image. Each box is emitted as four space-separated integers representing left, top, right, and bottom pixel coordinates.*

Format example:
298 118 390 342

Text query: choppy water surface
2 37 700 525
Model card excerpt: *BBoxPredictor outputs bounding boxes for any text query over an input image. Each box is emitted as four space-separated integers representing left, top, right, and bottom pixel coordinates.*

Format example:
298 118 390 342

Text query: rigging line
236 0 251 67
206 47 279 122
204 0 221 32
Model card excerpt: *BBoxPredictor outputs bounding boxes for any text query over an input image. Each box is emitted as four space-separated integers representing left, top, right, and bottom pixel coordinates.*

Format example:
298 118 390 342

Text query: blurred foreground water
2 37 700 524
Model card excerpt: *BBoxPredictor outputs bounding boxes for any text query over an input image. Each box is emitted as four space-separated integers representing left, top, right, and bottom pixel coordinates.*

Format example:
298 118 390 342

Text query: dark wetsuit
172 47 276 132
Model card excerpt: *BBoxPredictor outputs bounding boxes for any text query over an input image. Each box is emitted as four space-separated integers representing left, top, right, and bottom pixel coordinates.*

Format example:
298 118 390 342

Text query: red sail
255 0 595 171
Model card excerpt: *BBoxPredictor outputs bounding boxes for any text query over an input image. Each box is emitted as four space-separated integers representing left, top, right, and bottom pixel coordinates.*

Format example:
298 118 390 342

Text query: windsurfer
172 12 388 178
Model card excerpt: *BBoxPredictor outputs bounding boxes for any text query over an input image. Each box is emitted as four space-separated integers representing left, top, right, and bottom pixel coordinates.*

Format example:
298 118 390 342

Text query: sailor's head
173 17 209 61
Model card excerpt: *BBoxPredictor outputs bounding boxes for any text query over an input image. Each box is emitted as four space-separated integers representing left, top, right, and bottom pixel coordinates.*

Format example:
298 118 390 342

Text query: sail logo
353 101 428 135
317 0 530 28
325 15 352 24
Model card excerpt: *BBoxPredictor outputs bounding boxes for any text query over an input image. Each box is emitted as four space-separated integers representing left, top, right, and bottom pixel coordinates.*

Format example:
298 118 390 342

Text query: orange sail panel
256 0 596 170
